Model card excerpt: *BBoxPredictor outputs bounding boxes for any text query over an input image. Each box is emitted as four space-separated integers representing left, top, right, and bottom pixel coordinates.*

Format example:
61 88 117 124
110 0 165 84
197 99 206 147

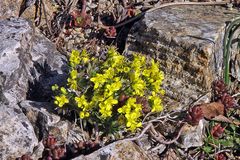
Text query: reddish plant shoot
187 105 204 125
211 123 225 139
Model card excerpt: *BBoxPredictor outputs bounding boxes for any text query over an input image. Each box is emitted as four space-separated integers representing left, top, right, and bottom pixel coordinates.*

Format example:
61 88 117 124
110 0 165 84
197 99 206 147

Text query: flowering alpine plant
52 47 165 132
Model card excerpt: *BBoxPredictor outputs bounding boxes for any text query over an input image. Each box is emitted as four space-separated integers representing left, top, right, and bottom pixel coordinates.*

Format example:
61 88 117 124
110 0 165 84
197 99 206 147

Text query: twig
54 0 78 45
150 144 166 152
80 118 86 141
142 112 153 123
177 148 194 160
216 149 231 154
232 92 240 97
126 123 153 141
81 0 87 15
149 123 186 145
142 110 180 125
41 0 53 36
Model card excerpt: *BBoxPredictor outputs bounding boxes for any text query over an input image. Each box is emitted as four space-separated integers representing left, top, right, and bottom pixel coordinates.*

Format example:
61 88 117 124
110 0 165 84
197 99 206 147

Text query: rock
0 17 68 102
0 0 22 19
48 120 70 144
0 0 57 20
19 100 61 140
0 18 33 103
0 103 38 159
31 142 45 160
28 31 68 101
73 140 152 160
0 18 68 159
0 18 68 103
126 5 239 108
19 100 84 145
178 119 208 149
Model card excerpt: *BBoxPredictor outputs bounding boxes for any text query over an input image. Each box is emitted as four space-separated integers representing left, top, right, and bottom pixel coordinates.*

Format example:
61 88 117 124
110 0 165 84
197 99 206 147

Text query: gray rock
178 119 208 149
126 5 239 108
0 18 33 104
31 142 45 160
73 140 152 160
28 31 68 101
0 103 38 159
0 18 68 102
19 100 84 145
19 100 61 140
0 18 68 158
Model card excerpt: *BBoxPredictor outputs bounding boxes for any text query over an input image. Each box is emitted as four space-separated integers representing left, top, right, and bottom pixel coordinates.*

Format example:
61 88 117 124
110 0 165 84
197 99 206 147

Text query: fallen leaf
212 115 240 126
200 102 224 119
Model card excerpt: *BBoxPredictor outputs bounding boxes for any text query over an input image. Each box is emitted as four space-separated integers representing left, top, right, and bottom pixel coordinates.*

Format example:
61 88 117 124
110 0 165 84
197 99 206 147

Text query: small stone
178 119 208 149
72 140 152 160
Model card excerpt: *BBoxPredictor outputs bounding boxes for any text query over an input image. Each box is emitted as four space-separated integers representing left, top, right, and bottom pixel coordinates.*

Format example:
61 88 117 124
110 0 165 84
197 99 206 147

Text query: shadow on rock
27 60 68 102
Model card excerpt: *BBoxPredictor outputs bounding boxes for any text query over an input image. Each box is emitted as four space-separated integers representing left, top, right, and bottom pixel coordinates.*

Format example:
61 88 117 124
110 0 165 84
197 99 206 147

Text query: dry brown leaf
212 115 240 126
200 102 224 120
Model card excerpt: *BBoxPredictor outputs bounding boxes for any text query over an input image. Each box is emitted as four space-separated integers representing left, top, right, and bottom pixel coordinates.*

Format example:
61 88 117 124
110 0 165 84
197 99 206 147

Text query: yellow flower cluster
99 96 118 119
90 48 125 118
69 50 80 67
67 69 78 90
52 47 165 132
54 87 69 107
129 54 147 96
118 97 142 132
75 95 90 119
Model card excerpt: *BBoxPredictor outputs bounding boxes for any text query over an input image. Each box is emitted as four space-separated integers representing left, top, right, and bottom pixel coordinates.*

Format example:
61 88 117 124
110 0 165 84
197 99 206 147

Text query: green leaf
219 139 234 147
235 138 240 144
230 124 236 132
203 146 213 154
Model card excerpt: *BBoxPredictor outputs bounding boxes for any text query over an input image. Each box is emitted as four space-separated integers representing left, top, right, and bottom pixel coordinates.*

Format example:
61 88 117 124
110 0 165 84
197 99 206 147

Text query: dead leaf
200 102 224 119
212 115 240 126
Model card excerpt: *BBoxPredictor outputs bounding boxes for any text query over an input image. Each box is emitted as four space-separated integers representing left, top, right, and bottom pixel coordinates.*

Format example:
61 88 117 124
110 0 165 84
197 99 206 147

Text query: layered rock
0 18 33 103
0 103 38 159
0 18 68 159
126 5 239 108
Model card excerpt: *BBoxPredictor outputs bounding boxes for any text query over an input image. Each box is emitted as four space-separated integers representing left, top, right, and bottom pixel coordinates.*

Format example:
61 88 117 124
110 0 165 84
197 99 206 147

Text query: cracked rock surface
126 5 239 109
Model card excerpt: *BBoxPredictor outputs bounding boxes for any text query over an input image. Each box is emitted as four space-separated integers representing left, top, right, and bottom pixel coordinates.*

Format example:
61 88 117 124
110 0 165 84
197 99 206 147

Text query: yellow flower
99 96 118 119
79 111 90 119
51 84 59 91
149 92 163 112
70 69 78 79
117 97 142 132
123 67 130 73
132 79 146 96
75 95 88 108
104 79 122 97
67 78 77 90
90 74 107 90
54 95 69 107
107 46 118 57
60 87 67 94
69 50 80 67
104 68 115 79
142 69 150 77
81 49 90 63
